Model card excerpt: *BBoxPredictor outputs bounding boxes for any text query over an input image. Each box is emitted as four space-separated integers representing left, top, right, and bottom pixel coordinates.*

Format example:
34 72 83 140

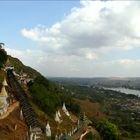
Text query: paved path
0 102 19 120
71 126 84 140
79 128 91 140
72 126 101 140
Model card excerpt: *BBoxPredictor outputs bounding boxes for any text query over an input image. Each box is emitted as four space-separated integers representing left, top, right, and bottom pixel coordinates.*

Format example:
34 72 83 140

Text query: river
104 87 140 97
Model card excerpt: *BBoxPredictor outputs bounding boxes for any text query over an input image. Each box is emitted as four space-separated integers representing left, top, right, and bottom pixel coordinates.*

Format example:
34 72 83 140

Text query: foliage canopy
0 43 7 69
96 120 120 140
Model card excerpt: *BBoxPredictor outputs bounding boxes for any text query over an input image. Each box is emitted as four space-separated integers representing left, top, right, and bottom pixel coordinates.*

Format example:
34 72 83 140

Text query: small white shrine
46 122 51 137
62 103 70 117
20 109 24 120
55 134 58 140
57 110 61 118
55 111 62 123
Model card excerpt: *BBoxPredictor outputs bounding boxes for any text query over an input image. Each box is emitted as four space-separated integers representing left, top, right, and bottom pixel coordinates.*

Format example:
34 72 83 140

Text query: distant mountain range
49 77 140 90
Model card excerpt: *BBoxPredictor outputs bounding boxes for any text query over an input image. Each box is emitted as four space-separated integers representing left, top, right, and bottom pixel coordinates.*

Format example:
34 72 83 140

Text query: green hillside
1 50 81 139
7 55 81 138
8 55 40 78
0 43 7 69
8 55 80 116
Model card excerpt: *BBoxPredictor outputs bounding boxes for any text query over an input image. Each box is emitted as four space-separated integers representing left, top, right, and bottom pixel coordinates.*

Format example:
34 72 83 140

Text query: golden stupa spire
0 86 8 97
2 77 8 86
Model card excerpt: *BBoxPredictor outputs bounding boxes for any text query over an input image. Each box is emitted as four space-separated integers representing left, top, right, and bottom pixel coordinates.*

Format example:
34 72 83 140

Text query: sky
1 0 140 77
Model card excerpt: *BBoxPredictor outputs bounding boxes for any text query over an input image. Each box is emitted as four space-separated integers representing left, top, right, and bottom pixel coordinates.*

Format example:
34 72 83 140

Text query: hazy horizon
48 76 140 79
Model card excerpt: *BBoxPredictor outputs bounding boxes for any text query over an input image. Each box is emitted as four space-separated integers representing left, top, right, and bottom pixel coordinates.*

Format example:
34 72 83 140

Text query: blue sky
0 1 80 49
1 0 140 77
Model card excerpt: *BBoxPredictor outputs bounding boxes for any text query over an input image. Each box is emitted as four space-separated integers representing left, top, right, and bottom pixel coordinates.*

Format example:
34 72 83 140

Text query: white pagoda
55 134 58 140
46 122 51 137
62 103 70 117
57 110 61 118
30 132 34 140
20 109 24 120
55 111 62 123
62 103 67 112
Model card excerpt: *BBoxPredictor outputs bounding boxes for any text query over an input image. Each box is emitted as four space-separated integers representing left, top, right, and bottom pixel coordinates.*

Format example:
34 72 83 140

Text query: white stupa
68 131 72 136
59 133 62 139
62 103 67 112
46 122 51 137
59 132 63 138
34 134 37 140
55 134 58 140
77 119 80 128
62 103 70 117
65 111 70 116
72 126 75 134
74 126 77 133
55 111 61 123
57 110 61 118
30 132 34 140
20 109 23 120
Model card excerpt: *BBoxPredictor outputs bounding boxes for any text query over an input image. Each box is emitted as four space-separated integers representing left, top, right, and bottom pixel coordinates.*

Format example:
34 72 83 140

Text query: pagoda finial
0 86 8 97
2 77 8 86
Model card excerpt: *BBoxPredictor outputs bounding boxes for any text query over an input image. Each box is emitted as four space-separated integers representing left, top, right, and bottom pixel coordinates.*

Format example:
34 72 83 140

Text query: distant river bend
103 87 140 97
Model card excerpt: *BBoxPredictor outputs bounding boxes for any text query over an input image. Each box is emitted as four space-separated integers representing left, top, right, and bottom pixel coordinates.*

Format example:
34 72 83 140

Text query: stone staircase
23 127 46 140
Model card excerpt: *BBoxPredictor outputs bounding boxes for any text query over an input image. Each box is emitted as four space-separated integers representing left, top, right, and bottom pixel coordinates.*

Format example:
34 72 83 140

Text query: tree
28 75 79 116
96 120 120 140
85 132 94 140
0 42 4 48
0 43 7 69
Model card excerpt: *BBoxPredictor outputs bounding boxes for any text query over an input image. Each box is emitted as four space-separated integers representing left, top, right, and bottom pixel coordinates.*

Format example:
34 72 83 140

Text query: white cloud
6 46 140 77
15 1 140 76
21 1 140 52
5 48 24 58
118 59 135 66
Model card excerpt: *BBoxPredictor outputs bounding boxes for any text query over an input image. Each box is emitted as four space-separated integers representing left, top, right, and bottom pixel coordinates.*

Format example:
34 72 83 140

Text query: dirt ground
0 102 19 120
0 108 27 140
75 98 107 120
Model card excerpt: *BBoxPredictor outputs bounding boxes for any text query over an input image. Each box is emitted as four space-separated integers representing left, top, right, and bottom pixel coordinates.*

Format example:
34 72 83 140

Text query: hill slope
8 55 80 114
7 56 81 138
8 55 40 78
